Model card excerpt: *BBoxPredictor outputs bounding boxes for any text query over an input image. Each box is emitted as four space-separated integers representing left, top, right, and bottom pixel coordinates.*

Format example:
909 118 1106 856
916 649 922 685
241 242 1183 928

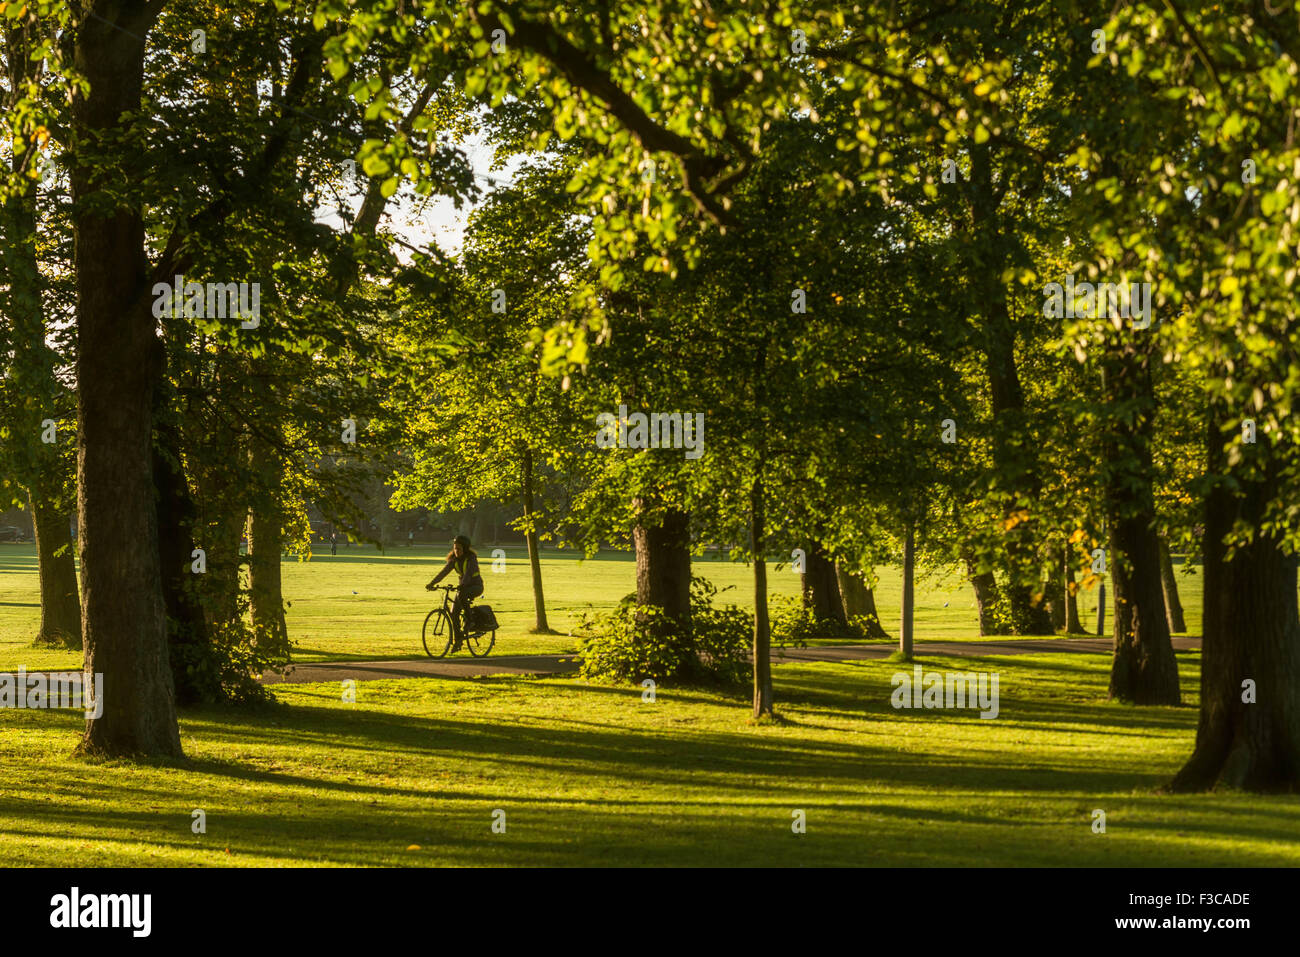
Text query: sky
317 127 531 261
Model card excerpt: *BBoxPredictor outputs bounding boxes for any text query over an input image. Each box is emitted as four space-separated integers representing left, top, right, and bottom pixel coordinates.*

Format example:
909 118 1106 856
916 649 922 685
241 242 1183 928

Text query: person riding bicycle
426 535 483 650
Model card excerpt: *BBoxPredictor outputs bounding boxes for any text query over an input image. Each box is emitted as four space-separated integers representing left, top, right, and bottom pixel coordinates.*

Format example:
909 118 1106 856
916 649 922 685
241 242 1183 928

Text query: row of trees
1 1 1297 792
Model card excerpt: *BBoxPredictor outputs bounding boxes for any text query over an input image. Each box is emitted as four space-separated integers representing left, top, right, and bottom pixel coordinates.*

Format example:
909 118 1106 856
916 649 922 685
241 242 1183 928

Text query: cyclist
426 534 483 650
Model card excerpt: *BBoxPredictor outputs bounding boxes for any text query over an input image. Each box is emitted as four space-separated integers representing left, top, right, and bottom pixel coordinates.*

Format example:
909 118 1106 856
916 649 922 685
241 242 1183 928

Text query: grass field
0 542 1184 669
6 651 1297 867
5 542 1285 869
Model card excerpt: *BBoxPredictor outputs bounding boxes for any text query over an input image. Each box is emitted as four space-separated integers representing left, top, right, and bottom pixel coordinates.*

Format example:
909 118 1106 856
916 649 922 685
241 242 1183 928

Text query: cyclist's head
452 534 471 556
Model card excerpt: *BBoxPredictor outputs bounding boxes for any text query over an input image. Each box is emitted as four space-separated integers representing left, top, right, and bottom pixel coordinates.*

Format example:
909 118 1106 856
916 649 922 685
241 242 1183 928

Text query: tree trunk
835 562 888 638
899 522 915 660
1047 541 1066 633
521 446 550 632
244 384 288 658
1158 537 1187 634
30 499 81 648
1171 441 1300 791
1107 517 1181 704
969 141 1053 638
1007 571 1054 635
632 499 692 629
1064 551 1084 633
247 496 289 657
193 472 246 632
2 68 80 651
1102 352 1180 705
801 540 845 626
750 478 773 718
963 552 1008 636
73 0 181 758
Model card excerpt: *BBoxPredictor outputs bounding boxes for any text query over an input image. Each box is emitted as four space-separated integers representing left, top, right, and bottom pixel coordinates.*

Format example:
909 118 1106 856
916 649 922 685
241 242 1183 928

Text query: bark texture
73 0 182 757
1102 349 1180 705
750 479 773 718
1170 430 1300 792
521 447 550 632
31 500 81 647
899 522 915 660
1158 537 1187 634
632 500 692 629
836 562 889 638
801 541 846 626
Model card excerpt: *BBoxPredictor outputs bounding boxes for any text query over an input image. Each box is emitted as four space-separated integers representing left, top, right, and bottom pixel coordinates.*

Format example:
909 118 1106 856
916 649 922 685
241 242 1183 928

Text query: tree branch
472 3 742 225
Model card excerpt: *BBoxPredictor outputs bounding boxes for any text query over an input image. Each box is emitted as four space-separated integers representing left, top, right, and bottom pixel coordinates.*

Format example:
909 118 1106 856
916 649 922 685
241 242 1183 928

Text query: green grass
2 544 1293 867
3 649 1296 866
0 542 1199 671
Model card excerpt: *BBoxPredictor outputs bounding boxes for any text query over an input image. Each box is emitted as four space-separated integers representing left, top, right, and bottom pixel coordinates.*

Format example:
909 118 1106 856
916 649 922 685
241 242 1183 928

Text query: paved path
259 636 1202 685
261 654 581 684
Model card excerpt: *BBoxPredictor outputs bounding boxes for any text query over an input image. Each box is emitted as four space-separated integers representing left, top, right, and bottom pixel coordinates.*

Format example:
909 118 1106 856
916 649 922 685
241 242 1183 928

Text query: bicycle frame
430 584 478 636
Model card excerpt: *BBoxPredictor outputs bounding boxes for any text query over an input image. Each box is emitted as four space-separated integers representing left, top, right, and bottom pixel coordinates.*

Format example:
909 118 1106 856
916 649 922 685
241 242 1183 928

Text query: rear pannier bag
468 605 499 631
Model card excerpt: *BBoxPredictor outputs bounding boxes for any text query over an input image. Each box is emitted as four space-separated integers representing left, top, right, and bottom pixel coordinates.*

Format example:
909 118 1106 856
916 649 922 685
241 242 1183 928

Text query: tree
69 0 182 757
389 161 593 633
1070 5 1300 787
1 6 81 648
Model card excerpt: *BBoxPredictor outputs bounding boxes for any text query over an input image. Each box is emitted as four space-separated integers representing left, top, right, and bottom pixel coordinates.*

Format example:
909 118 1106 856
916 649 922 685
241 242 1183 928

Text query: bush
770 594 867 647
688 577 750 686
576 604 685 684
170 618 280 707
577 576 749 687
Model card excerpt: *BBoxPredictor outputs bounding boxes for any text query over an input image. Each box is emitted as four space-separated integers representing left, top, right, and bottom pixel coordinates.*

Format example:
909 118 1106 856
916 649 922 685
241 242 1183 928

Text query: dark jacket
431 550 482 586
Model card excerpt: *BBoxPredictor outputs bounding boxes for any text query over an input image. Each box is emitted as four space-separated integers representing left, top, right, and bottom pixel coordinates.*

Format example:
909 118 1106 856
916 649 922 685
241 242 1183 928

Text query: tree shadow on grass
9 672 1300 866
772 669 1197 735
4 768 1297 867
175 695 1181 801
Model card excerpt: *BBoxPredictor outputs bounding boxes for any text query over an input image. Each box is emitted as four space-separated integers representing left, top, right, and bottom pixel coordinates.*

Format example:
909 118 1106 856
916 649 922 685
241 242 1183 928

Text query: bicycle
422 585 495 659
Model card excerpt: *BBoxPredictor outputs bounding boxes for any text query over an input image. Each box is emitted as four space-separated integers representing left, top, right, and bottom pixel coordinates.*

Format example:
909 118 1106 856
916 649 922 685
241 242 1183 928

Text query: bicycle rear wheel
422 608 453 658
465 627 495 658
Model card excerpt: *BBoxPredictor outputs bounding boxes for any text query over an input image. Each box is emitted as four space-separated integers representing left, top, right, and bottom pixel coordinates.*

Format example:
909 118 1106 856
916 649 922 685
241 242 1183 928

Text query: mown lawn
2 650 1296 866
0 543 1178 669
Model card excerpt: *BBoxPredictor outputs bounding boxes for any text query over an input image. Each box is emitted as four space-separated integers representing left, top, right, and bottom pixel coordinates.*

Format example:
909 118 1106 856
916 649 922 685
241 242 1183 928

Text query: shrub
577 576 749 686
170 618 280 707
688 577 750 686
576 603 686 684
770 594 867 647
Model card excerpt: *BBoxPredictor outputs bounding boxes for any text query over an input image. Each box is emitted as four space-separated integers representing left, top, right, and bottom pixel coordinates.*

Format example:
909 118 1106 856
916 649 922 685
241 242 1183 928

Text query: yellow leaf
1002 508 1030 531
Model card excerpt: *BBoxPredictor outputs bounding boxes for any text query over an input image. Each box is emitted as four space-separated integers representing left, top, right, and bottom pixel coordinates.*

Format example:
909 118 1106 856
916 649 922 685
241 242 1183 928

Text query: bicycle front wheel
422 609 453 658
465 628 495 658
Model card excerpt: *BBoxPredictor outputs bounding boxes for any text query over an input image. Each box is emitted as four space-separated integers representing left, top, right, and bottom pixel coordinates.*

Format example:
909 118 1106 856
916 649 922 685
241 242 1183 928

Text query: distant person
426 534 483 650
330 530 337 556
